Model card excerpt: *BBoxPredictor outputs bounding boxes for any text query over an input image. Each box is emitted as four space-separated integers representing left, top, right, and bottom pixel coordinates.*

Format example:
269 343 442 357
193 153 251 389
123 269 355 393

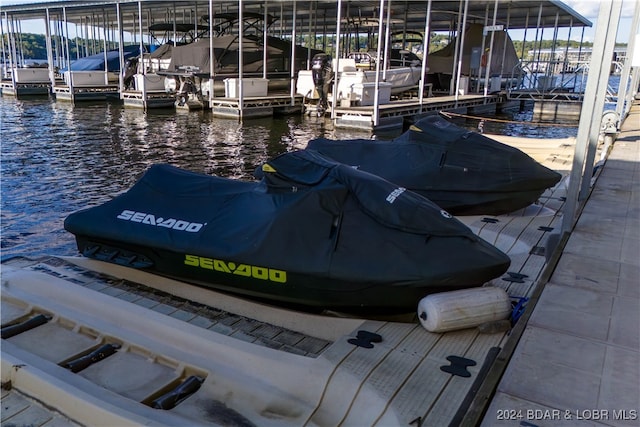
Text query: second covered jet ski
65 151 510 314
305 115 562 215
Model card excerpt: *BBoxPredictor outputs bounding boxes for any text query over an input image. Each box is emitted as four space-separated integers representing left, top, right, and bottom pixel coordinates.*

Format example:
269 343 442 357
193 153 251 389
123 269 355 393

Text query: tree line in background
3 32 628 61
513 39 596 57
1 33 122 60
3 33 63 59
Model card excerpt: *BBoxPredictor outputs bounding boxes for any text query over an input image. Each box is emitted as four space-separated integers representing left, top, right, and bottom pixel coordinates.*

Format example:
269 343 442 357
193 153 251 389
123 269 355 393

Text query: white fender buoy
418 287 512 333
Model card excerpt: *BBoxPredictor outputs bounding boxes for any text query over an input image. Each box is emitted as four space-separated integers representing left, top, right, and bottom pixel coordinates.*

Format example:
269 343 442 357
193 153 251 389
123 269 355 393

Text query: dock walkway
482 102 640 426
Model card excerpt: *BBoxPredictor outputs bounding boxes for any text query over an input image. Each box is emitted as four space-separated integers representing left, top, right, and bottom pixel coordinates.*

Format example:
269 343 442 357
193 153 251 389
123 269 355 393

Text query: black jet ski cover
304 115 562 215
65 151 510 313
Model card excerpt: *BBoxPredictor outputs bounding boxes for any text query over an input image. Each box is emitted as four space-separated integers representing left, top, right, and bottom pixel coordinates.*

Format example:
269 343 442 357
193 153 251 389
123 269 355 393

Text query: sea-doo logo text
386 187 406 203
117 210 204 233
184 255 287 283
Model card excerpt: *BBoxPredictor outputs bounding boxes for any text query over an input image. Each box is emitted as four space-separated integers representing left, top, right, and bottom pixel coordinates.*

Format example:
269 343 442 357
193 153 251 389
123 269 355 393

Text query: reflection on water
446 108 580 139
0 96 577 259
0 98 374 259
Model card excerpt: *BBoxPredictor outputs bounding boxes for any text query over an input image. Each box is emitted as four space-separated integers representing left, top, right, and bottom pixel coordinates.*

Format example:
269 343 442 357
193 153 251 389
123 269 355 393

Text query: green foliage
511 39 596 59
2 32 48 58
1 32 107 60
428 33 450 53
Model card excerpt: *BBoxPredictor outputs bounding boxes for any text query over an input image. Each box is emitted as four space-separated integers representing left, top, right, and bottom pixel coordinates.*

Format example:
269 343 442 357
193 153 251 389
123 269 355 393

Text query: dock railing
507 59 591 102
507 59 622 105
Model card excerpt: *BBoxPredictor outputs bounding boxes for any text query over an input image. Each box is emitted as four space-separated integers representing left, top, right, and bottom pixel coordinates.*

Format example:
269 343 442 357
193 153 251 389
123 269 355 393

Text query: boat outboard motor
311 53 333 115
122 57 139 90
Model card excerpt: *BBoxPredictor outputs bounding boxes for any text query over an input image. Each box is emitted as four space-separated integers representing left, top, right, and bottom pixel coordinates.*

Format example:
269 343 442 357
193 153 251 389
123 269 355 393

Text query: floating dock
121 90 177 110
2 120 621 426
0 81 50 98
332 93 507 130
52 85 119 102
209 94 303 118
0 68 51 98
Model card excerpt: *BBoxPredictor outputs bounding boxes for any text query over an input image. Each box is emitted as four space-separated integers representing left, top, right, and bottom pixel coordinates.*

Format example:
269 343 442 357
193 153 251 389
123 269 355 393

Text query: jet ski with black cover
64 151 510 314
304 115 562 215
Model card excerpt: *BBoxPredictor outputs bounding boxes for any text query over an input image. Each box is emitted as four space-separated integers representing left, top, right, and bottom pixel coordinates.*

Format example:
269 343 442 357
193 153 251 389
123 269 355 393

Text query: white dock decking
2 105 637 426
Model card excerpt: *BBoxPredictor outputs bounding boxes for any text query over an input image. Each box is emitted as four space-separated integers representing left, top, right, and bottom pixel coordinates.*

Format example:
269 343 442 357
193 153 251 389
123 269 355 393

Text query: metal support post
562 0 623 234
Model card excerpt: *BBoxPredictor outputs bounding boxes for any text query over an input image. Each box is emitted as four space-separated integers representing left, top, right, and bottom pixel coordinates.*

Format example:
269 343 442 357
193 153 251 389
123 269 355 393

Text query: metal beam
562 0 624 234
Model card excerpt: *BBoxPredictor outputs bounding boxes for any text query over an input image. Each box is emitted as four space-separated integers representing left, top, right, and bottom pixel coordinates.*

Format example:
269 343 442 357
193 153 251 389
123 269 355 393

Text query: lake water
1 95 579 260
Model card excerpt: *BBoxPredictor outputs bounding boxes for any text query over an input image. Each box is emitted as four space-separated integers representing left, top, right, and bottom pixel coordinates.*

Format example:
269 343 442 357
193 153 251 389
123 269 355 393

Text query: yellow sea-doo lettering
184 255 287 283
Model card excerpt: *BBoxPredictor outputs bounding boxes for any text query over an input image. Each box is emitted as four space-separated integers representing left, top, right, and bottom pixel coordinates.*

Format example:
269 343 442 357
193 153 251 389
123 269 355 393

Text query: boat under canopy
60 45 141 72
148 22 209 45
64 152 510 314
304 115 562 216
156 33 323 101
427 23 522 91
160 33 322 78
162 36 277 76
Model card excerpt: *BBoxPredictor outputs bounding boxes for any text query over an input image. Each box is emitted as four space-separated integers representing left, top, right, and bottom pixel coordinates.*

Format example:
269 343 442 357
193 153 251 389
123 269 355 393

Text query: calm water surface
0 96 577 260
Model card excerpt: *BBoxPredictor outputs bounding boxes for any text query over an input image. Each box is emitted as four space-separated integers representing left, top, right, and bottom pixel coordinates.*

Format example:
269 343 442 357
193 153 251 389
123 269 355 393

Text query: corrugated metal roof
0 0 591 35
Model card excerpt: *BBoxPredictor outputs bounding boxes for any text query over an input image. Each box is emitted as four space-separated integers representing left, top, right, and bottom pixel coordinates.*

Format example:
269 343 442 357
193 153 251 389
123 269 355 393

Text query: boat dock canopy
1 1 592 33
